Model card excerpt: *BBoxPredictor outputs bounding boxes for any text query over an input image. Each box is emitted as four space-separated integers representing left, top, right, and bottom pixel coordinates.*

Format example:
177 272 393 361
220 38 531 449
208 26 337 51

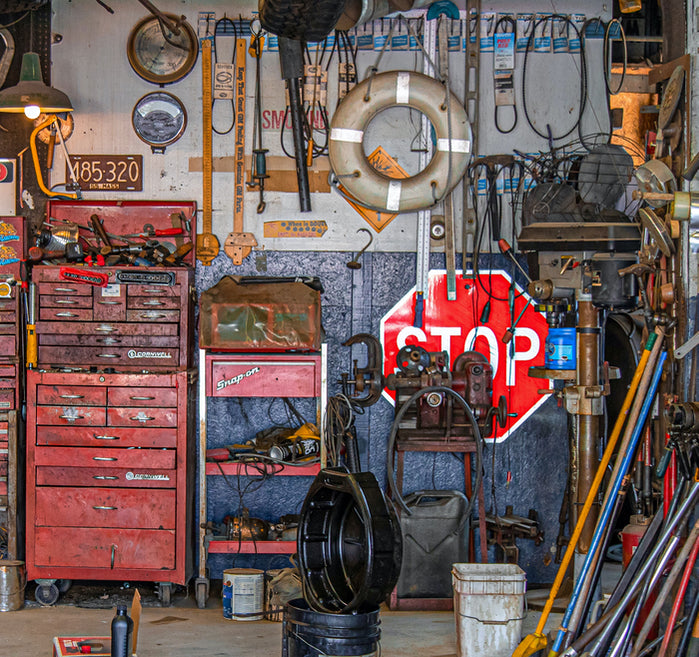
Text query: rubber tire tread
259 0 346 42
0 0 49 12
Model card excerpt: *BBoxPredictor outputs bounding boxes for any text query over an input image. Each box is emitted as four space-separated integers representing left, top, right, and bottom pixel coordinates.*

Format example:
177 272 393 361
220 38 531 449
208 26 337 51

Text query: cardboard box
53 590 140 656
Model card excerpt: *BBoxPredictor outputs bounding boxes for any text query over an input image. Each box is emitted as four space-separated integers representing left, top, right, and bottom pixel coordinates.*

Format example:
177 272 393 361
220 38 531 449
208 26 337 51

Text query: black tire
259 0 347 42
0 1 49 12
35 583 60 606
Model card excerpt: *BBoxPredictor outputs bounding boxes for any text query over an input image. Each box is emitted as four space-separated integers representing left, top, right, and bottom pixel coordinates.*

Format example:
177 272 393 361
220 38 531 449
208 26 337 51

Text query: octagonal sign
379 269 551 442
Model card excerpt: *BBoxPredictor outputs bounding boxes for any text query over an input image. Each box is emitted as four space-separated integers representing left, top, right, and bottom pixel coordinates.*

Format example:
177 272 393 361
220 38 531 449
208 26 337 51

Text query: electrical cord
386 386 483 520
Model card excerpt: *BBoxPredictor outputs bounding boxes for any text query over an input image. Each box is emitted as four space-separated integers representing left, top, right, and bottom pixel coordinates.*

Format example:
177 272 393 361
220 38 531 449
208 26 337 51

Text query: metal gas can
396 490 469 599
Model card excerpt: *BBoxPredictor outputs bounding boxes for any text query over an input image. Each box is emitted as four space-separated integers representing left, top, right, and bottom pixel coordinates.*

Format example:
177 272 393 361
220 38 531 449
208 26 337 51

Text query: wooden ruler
223 38 257 265
196 38 220 266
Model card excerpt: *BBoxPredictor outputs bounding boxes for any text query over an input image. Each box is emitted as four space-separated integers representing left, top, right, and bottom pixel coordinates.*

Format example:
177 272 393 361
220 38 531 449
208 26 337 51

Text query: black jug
111 605 133 657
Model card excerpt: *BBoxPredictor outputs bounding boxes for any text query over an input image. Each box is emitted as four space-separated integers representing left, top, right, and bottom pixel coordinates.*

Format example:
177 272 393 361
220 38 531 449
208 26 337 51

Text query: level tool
223 38 257 265
196 38 219 266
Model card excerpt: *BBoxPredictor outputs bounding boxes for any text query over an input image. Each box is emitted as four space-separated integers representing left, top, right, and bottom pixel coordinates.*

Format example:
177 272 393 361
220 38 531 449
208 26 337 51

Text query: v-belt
211 17 238 135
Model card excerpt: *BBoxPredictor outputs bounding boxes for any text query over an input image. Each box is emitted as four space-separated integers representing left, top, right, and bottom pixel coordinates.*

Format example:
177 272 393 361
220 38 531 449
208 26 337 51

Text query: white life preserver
328 70 472 213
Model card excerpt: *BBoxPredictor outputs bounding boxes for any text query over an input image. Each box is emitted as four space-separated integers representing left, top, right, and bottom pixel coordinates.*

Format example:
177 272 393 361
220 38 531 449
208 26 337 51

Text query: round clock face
132 91 187 152
127 13 198 85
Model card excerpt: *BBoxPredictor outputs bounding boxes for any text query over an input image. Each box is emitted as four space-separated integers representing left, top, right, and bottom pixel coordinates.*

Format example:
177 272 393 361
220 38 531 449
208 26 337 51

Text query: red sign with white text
379 270 551 442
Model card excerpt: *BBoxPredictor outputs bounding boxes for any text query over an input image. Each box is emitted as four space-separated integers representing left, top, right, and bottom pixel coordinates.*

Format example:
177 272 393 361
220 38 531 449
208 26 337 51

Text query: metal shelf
205 461 321 477
208 540 296 554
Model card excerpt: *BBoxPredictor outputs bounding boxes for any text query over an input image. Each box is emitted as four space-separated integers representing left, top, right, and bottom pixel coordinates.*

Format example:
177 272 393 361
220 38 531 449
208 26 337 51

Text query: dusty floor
0 579 567 657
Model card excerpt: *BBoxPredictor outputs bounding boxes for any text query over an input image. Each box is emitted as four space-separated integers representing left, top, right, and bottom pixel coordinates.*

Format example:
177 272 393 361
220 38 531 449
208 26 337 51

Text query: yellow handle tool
26 282 37 369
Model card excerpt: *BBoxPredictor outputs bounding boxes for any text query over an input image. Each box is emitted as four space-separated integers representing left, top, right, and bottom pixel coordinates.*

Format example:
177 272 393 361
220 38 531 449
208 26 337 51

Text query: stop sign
379 269 551 442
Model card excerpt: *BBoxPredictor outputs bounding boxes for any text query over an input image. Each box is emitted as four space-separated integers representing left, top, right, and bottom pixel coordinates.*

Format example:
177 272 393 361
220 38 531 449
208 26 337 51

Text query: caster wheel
195 578 209 609
35 582 60 606
57 579 72 594
158 582 172 607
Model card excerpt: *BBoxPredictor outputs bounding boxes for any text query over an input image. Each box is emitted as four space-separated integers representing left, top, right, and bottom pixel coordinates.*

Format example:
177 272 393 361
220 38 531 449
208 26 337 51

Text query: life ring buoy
329 71 472 213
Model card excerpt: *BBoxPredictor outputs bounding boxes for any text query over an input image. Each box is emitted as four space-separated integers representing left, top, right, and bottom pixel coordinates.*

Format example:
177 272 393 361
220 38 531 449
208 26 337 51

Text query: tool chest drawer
35 487 176 529
34 527 176 570
26 369 195 586
33 265 193 371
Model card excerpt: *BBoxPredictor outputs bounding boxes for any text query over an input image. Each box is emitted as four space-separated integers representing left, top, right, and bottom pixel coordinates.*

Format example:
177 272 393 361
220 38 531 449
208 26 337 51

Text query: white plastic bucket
452 563 526 657
222 568 264 621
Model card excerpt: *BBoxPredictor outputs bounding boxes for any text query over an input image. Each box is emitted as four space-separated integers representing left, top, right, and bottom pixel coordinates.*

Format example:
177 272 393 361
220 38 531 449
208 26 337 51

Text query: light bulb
24 105 41 120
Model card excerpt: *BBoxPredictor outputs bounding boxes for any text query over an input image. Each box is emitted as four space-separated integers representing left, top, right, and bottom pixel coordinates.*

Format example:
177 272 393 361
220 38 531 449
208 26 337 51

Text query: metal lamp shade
0 52 73 113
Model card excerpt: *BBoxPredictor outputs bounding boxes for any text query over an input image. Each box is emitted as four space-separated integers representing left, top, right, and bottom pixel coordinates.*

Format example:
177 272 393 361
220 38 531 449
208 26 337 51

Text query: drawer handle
94 434 119 440
97 353 120 359
97 300 121 306
93 456 117 461
55 299 78 305
95 325 116 333
111 544 117 569
59 414 84 421
55 287 79 293
130 414 155 422
93 475 119 480
139 312 167 319
142 300 165 306
130 396 155 401
97 337 121 345
60 394 84 399
93 505 117 510
55 311 78 317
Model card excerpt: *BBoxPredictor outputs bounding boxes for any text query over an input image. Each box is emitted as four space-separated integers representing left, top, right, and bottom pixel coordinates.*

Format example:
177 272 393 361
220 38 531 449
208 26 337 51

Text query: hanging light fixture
0 52 78 199
0 51 73 118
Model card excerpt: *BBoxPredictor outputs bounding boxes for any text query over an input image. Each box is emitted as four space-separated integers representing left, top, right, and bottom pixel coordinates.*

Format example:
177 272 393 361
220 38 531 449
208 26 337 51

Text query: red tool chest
26 370 195 590
25 201 196 604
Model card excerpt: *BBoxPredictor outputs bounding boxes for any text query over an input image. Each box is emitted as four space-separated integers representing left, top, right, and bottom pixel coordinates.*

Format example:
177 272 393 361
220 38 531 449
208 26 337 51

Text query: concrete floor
0 582 566 657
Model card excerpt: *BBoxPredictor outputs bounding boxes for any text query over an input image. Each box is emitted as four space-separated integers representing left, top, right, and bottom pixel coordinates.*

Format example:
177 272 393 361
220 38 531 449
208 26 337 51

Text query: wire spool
329 71 471 212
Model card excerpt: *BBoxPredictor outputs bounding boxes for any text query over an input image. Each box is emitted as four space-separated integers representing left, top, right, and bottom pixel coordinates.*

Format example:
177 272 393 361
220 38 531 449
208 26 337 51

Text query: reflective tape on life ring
329 70 472 213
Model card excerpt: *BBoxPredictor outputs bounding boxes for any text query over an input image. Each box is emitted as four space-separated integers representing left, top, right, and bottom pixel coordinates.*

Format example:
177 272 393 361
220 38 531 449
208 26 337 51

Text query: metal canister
0 560 25 611
222 568 264 621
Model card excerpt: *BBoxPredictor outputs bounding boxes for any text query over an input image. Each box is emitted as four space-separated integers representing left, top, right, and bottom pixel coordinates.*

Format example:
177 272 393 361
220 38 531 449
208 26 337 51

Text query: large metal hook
346 228 373 269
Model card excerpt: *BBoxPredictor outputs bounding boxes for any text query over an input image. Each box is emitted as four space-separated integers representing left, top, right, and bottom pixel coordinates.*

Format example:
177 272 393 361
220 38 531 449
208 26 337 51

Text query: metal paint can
0 560 25 611
545 328 576 370
222 568 264 621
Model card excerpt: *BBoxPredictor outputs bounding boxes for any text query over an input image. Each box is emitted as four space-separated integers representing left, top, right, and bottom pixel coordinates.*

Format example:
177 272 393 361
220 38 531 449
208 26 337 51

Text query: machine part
589 253 639 309
670 190 699 222
157 582 173 606
452 351 501 436
260 0 347 42
279 37 311 212
126 12 198 85
577 144 634 209
297 467 402 613
518 222 640 252
223 38 258 264
430 216 446 240
341 333 384 407
196 38 220 267
396 345 435 375
386 386 483 518
665 402 699 431
654 64 684 158
346 228 373 269
513 329 663 657
34 112 73 145
224 509 269 541
485 506 543 564
638 207 675 257
131 91 187 154
329 71 472 212
633 160 676 208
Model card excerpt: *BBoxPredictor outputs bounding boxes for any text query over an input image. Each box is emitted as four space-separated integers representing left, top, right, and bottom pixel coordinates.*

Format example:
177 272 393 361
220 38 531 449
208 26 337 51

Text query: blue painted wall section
196 250 568 584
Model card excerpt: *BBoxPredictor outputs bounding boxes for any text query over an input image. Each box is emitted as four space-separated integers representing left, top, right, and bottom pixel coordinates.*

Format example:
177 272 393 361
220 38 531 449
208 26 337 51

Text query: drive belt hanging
493 15 517 134
212 17 237 135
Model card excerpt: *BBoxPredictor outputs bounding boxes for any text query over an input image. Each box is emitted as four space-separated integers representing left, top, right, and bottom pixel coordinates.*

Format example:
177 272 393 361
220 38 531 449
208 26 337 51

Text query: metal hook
347 228 373 269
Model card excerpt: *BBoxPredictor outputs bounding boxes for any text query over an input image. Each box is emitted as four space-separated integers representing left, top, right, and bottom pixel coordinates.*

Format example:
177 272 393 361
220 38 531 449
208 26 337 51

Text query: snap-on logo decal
127 350 172 359
216 366 261 391
126 472 170 481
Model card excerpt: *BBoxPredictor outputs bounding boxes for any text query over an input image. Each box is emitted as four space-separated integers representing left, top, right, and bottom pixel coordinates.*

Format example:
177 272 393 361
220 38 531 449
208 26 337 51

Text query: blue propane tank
545 328 577 370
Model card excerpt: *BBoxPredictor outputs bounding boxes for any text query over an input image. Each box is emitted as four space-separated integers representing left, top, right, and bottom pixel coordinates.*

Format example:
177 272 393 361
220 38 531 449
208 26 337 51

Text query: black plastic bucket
282 599 381 657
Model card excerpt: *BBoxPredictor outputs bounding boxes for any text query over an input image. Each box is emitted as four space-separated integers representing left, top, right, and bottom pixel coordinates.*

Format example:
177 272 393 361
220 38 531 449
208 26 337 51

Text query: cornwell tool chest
26 201 196 603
